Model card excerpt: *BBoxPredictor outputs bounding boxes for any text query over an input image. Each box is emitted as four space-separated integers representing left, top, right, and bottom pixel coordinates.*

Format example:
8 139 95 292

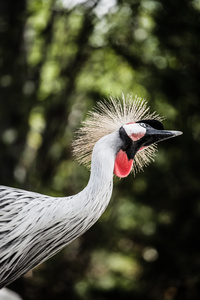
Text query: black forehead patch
136 119 164 130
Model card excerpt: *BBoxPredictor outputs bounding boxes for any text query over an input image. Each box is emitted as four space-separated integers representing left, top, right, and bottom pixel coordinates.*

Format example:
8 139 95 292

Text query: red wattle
114 150 133 178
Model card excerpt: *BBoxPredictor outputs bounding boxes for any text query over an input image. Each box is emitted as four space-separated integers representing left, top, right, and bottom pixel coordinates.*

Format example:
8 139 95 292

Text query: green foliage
0 0 200 299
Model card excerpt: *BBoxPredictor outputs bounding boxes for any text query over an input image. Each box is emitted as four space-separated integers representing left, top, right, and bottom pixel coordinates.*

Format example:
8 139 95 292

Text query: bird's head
72 94 182 178
114 119 182 177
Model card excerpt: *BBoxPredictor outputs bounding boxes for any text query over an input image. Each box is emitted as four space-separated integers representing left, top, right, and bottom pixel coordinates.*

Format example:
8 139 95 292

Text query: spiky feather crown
72 94 163 174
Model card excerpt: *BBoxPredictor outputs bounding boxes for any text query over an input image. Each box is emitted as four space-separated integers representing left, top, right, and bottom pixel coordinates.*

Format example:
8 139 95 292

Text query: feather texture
0 131 119 288
72 94 163 174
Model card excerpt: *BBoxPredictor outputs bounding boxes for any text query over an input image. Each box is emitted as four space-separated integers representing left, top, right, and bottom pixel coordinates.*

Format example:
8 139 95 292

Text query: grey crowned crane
0 94 182 288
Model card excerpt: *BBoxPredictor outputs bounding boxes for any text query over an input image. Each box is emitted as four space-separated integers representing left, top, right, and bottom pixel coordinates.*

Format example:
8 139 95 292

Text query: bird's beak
143 128 183 147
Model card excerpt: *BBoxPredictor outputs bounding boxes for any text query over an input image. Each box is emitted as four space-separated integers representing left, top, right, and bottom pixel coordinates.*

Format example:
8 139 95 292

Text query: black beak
123 127 182 160
143 128 183 147
119 121 183 161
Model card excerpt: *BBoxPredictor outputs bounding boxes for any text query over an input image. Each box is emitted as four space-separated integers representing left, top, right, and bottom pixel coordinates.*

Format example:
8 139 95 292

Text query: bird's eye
139 123 147 128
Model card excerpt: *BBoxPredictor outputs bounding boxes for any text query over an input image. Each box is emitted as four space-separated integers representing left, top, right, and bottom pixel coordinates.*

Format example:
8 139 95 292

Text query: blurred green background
0 0 199 299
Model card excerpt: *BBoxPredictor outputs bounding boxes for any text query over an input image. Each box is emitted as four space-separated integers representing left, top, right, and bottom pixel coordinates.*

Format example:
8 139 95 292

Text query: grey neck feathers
75 132 119 220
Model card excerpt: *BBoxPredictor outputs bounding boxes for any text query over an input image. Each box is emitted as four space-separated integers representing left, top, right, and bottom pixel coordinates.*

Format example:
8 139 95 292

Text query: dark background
0 0 199 299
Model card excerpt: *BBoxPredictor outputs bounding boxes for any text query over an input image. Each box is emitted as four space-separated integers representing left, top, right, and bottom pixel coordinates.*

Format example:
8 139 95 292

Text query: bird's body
0 132 118 287
0 94 182 288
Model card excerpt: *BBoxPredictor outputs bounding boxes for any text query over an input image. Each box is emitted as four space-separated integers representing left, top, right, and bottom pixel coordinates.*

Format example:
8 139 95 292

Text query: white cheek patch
123 123 146 141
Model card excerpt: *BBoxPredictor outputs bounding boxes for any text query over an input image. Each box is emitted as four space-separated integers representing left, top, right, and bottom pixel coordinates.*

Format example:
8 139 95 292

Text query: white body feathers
0 131 121 288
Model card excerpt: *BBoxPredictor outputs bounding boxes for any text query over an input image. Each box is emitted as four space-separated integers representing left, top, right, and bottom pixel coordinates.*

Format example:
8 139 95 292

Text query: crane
0 94 182 288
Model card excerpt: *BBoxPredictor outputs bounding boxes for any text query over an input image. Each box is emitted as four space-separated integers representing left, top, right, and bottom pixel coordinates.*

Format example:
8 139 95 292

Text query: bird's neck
74 133 118 222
